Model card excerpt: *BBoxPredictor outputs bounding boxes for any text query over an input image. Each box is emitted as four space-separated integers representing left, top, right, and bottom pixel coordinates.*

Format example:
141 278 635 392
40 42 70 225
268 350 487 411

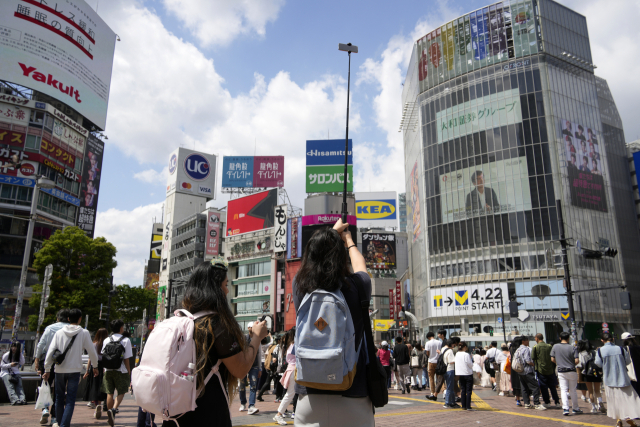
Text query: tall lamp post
338 43 358 222
12 176 56 340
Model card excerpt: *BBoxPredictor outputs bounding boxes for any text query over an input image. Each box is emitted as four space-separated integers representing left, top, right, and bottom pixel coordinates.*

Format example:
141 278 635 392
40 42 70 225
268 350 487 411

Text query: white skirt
294 394 374 426
605 385 640 420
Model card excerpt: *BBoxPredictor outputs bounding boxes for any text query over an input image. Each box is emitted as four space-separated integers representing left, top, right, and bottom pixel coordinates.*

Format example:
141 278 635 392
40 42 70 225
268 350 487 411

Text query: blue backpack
295 287 361 390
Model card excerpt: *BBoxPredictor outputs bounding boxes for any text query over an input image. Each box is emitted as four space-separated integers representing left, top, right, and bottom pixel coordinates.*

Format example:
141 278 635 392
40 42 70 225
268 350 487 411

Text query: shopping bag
35 380 53 409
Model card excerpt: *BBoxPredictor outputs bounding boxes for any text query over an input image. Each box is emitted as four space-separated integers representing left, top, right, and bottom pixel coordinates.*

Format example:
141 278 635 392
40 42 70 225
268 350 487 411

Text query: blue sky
88 0 640 286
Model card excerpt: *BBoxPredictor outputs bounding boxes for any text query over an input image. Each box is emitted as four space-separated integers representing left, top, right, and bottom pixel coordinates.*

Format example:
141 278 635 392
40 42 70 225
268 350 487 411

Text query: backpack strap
192 310 215 319
202 360 229 407
352 273 374 366
174 309 194 319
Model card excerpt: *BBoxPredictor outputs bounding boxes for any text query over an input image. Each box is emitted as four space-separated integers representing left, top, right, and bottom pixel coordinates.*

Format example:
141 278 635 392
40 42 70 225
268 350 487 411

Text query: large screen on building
77 134 104 238
560 119 607 212
362 233 397 278
0 0 117 130
416 0 539 94
226 189 278 236
440 156 532 223
221 156 284 188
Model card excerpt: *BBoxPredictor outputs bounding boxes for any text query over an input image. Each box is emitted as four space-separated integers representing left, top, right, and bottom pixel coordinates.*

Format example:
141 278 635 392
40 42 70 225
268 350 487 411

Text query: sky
87 0 640 287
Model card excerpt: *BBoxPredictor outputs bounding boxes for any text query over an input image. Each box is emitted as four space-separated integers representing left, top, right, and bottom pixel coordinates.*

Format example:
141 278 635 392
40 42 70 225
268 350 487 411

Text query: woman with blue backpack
292 219 374 426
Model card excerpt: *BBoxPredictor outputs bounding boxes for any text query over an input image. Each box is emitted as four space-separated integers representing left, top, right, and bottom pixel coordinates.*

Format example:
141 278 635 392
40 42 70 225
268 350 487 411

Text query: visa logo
356 200 396 219
199 186 212 194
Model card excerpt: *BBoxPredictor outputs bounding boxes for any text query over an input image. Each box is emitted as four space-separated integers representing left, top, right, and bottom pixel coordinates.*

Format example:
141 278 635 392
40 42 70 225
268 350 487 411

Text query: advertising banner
221 156 284 188
633 152 640 189
301 214 357 226
389 288 395 320
416 0 538 93
156 285 167 322
395 281 402 315
286 217 302 259
0 102 30 127
77 134 104 238
0 129 26 149
439 156 532 223
274 204 287 253
205 211 221 256
306 164 353 193
150 224 162 260
363 233 397 278
144 273 159 292
40 139 76 168
306 139 352 166
226 189 278 236
430 283 508 316
52 119 86 153
355 191 398 229
166 148 217 198
560 119 607 212
0 0 117 130
436 88 522 144
373 319 396 332
410 161 421 242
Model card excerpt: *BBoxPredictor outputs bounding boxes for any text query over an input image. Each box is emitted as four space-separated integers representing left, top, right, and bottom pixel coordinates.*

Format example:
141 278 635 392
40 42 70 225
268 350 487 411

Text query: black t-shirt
163 317 242 427
293 271 372 398
393 343 410 365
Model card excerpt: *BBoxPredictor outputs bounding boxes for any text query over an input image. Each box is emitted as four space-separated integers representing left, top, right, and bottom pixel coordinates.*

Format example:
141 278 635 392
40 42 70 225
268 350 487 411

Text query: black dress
84 342 106 402
162 317 242 427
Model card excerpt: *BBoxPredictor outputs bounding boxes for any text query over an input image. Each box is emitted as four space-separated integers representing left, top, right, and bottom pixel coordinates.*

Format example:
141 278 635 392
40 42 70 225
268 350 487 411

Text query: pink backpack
132 309 228 426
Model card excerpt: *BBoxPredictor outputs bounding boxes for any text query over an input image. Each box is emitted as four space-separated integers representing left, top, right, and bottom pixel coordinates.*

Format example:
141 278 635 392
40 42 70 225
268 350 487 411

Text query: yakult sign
166 148 217 199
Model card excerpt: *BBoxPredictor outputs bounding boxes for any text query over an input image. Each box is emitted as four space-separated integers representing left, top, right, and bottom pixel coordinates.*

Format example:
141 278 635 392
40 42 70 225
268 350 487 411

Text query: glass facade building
403 0 639 342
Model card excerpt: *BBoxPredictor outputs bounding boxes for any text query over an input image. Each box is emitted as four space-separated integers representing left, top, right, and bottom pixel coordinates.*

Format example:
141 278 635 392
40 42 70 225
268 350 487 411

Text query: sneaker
573 409 583 415
591 407 599 413
87 402 94 408
401 389 405 394
581 395 587 401
256 395 264 402
498 392 504 396
492 384 497 391
107 409 115 427
443 404 453 409
535 405 547 410
524 404 534 409
290 412 295 419
52 424 59 427
247 406 259 415
554 402 561 407
516 400 522 407
451 403 462 408
94 405 102 419
466 408 477 411
455 397 461 402
273 414 288 425
239 404 247 412
563 410 570 416
275 399 281 403
599 404 607 414
39 409 50 425
113 408 119 415
407 386 411 394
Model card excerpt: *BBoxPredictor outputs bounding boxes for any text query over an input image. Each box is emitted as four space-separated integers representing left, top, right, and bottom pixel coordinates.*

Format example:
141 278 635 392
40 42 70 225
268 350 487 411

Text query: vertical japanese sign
389 288 395 320
286 217 301 259
410 161 421 242
77 134 104 238
205 211 221 256
395 281 402 315
274 204 287 253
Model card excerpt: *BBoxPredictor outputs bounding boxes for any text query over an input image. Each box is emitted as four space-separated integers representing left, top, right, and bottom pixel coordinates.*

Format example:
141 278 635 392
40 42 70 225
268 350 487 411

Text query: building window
237 261 271 278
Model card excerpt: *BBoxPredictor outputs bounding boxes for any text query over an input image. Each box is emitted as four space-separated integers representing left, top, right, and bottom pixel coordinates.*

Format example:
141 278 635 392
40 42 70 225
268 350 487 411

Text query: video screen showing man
465 170 500 215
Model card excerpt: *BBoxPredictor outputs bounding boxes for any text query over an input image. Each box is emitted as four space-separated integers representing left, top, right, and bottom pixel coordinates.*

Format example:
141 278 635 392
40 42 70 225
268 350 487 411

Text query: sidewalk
0 385 620 427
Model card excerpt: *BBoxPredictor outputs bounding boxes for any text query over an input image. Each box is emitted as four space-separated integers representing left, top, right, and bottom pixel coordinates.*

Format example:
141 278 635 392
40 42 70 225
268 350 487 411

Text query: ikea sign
355 192 398 228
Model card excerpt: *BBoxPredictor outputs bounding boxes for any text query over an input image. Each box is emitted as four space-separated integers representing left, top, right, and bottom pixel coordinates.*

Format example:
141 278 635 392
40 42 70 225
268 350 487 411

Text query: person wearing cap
238 322 263 415
595 332 640 426
377 341 392 389
622 332 640 397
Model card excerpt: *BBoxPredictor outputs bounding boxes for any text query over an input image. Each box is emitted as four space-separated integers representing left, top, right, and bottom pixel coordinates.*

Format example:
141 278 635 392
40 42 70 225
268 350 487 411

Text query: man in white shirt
442 339 458 409
424 331 442 401
43 309 99 427
485 341 499 391
102 319 133 427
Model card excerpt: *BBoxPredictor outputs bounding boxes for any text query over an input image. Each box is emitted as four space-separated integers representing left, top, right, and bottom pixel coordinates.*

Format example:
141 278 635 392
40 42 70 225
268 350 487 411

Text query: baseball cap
381 341 388 347
621 332 635 339
247 322 254 329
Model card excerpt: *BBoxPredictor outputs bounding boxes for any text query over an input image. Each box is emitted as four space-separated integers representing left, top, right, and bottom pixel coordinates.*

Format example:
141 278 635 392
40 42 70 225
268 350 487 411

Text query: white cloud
162 0 285 47
133 166 169 184
95 202 164 286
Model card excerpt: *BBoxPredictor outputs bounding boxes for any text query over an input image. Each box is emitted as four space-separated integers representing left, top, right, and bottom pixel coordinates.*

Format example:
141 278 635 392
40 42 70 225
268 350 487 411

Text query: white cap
621 332 635 339
247 322 254 329
381 341 388 347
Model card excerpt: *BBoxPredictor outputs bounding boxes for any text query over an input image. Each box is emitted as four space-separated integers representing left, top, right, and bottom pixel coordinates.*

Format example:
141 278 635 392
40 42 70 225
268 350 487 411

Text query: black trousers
537 373 560 404
519 372 541 405
257 371 279 398
459 375 474 409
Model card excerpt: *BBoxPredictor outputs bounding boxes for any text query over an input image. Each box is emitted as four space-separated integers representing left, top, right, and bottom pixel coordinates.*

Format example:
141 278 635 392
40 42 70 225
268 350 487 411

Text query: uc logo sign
356 200 396 220
184 153 210 181
169 154 177 175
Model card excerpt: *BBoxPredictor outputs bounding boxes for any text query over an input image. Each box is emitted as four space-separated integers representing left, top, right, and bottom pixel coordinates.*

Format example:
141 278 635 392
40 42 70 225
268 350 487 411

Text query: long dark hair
181 262 245 401
93 328 109 353
10 342 21 363
281 328 295 353
577 340 593 353
295 228 350 295
510 336 523 357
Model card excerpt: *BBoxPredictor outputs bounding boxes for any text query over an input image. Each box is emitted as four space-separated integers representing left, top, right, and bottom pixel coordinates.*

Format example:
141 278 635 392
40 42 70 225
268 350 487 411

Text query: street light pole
500 296 507 344
556 199 577 343
338 43 358 223
12 176 56 340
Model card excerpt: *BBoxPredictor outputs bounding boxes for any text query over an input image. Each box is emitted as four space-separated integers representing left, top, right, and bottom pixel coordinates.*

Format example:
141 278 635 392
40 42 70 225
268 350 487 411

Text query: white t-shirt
102 334 133 374
425 338 442 364
455 351 473 376
486 347 499 369
443 347 456 372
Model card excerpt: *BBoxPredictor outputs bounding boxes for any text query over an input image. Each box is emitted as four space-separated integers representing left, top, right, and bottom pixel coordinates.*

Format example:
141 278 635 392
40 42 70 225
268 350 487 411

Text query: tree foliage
28 227 117 332
112 284 157 329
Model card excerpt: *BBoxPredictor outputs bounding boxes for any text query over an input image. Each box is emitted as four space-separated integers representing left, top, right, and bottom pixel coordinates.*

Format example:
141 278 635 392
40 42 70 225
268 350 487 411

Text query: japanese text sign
0 130 25 148
389 288 395 320
396 281 402 315
274 204 287 253
221 156 284 188
205 211 221 256
306 165 353 193
363 233 397 275
40 139 75 167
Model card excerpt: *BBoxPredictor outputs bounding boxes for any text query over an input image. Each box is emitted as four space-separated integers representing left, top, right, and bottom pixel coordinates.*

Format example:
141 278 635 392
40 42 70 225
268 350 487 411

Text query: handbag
411 354 420 367
53 334 78 365
626 346 637 382
8 372 19 385
354 274 388 408
504 355 512 375
35 380 54 409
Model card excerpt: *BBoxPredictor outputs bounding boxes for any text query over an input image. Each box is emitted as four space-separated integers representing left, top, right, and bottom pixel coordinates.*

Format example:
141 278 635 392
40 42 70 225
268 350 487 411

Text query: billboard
226 189 278 236
417 0 539 93
410 161 421 242
363 233 397 278
355 191 398 229
150 224 163 260
430 283 508 316
205 211 221 256
301 214 357 226
156 285 167 322
166 148 217 199
439 156 532 223
306 139 353 193
0 0 117 130
77 134 104 238
221 156 284 188
286 217 302 259
560 119 607 212
274 205 287 253
389 288 395 319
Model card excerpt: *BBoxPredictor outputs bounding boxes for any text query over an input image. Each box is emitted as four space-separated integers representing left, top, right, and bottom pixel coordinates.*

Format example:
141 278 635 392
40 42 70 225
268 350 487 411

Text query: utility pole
500 295 507 344
33 264 53 357
556 200 577 343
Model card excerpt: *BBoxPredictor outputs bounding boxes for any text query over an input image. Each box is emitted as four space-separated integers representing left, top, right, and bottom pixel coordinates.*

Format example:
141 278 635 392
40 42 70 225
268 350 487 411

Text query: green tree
28 227 117 333
112 284 157 329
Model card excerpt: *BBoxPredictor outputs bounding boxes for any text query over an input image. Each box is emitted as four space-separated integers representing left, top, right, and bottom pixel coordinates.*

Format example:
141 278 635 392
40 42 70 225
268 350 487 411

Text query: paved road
0 385 618 427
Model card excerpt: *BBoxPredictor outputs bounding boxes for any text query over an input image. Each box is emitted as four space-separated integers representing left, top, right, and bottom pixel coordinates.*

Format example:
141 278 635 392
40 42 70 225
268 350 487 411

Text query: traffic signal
603 247 618 258
509 301 519 318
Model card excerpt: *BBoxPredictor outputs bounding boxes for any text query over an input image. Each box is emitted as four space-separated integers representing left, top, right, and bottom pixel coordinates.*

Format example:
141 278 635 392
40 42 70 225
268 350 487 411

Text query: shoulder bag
353 273 388 408
626 346 637 382
53 334 78 365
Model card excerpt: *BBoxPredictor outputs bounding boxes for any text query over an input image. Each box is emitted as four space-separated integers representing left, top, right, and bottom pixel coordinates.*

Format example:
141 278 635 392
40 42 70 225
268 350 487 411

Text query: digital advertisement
430 283 508 316
166 148 217 198
362 233 397 278
77 134 104 238
226 189 278 236
206 211 221 256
